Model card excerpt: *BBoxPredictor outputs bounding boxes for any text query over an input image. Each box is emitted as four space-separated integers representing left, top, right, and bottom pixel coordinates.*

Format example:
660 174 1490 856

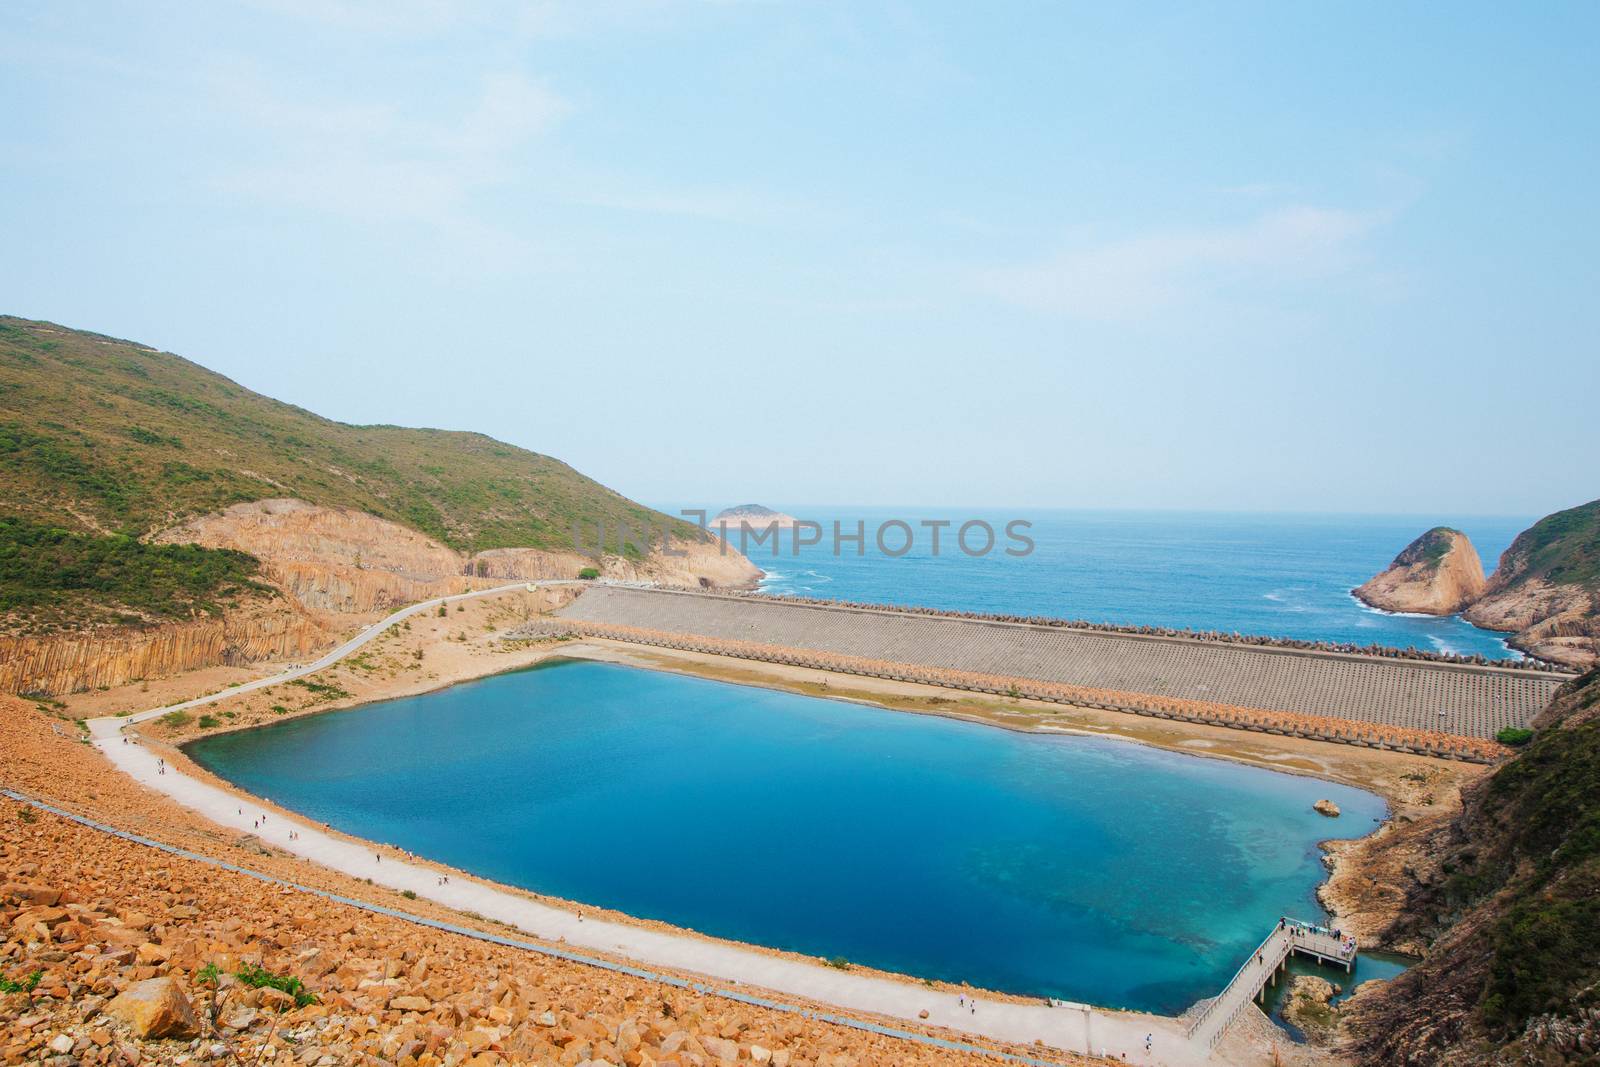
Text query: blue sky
2 2 1595 516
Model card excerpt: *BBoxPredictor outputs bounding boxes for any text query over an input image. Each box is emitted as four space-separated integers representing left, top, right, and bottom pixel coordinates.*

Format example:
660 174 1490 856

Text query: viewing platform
1185 918 1357 1050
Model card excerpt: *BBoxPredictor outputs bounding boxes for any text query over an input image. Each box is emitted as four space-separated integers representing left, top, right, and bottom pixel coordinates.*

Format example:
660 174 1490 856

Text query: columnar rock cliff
0 599 336 696
1354 527 1487 615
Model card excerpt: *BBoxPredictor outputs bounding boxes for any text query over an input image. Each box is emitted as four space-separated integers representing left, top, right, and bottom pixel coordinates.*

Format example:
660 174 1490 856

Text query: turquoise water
1263 950 1412 1041
188 658 1387 1014
682 508 1531 660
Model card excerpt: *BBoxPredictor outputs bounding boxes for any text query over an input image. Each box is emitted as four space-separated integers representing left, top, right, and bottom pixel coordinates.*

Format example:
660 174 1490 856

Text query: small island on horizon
711 504 802 529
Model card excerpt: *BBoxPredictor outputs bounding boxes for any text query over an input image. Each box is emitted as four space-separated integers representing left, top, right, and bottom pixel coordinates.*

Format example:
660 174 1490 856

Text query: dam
550 586 1567 746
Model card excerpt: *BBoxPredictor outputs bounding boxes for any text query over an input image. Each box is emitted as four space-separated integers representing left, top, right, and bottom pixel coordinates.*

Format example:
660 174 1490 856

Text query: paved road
88 582 1210 1066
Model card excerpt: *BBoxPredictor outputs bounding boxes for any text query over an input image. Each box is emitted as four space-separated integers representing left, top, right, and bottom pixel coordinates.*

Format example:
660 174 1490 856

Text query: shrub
161 710 193 728
197 714 220 728
0 970 42 995
401 889 417 900
826 957 850 970
1497 727 1535 747
235 964 317 1007
578 567 601 580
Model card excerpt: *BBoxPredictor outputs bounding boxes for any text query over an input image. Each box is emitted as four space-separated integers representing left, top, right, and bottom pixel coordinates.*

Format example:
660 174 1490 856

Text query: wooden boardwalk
1185 919 1357 1050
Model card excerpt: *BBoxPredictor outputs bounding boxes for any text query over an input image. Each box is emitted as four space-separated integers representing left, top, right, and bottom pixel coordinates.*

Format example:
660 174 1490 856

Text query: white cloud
209 68 567 230
977 206 1388 320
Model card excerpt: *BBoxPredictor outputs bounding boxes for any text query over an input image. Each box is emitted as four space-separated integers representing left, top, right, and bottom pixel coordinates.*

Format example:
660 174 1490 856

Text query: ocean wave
1347 592 1436 619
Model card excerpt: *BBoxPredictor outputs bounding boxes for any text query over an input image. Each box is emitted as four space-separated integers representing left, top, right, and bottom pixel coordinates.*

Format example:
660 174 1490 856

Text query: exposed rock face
0 598 335 696
161 499 762 610
1465 499 1600 669
1354 527 1486 616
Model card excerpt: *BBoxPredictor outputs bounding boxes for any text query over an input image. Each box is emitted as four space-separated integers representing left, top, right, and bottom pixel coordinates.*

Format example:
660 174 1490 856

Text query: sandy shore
58 585 1475 1064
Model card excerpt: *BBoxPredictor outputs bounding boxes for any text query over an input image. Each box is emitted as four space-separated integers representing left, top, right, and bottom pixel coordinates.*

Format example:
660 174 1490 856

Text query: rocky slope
161 499 761 611
1354 527 1487 615
1340 667 1600 1065
1466 499 1600 668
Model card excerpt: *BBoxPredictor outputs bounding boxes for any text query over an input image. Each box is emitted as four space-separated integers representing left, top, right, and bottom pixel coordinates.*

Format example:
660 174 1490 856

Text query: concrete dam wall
555 587 1566 739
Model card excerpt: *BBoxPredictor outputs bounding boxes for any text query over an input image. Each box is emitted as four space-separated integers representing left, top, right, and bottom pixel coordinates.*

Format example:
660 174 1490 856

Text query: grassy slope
0 316 697 552
1491 499 1600 590
1397 526 1461 569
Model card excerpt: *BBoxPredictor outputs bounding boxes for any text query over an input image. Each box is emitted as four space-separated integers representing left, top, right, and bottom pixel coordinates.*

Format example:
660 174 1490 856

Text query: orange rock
106 976 201 1039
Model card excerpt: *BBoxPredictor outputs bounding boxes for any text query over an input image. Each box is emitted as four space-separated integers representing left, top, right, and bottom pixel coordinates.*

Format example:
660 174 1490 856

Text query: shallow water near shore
188 658 1387 1014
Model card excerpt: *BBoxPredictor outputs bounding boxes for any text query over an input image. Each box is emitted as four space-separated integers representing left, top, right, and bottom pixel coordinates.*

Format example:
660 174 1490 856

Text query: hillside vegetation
1348 668 1600 1064
1490 499 1600 591
0 517 272 631
0 316 696 552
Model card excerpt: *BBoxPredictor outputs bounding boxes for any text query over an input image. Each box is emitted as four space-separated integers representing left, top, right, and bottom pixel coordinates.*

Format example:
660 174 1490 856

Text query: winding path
87 582 1208 1066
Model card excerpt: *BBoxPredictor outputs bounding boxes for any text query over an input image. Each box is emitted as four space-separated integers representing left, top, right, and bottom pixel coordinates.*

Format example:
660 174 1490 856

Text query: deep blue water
681 508 1531 660
189 658 1387 1014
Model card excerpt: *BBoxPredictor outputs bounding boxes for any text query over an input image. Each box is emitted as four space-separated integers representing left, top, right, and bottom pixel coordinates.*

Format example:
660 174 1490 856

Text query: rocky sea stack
1354 527 1486 616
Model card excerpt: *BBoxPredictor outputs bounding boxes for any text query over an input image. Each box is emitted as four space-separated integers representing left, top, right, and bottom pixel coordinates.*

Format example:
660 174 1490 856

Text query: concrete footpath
89 584 1208 1066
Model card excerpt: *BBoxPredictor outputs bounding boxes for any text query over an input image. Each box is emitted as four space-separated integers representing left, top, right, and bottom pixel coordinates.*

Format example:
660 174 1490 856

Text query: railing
1185 919 1357 1049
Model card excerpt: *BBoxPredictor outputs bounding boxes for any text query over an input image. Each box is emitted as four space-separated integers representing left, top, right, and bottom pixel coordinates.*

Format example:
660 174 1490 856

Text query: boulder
1282 974 1340 1043
106 976 201 1039
1314 799 1341 817
4 884 63 907
392 996 432 1013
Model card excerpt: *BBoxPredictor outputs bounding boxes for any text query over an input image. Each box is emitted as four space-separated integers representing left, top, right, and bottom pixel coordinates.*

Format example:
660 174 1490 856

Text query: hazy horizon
3 3 1596 517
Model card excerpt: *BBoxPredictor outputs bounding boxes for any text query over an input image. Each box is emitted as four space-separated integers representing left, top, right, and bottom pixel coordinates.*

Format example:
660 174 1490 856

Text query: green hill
0 316 694 552
0 315 701 634
1489 498 1600 591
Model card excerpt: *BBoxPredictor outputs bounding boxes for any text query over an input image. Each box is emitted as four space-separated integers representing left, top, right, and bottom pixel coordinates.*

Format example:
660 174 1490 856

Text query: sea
676 508 1532 661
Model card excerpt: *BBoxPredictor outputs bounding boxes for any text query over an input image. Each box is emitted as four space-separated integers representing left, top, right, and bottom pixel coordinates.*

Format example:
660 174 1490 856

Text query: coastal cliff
1356 501 1600 669
1340 667 1600 1065
1465 499 1600 668
1354 527 1486 615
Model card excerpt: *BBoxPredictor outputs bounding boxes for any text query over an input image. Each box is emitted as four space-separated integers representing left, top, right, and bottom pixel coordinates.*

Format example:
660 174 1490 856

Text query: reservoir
188 658 1386 1014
